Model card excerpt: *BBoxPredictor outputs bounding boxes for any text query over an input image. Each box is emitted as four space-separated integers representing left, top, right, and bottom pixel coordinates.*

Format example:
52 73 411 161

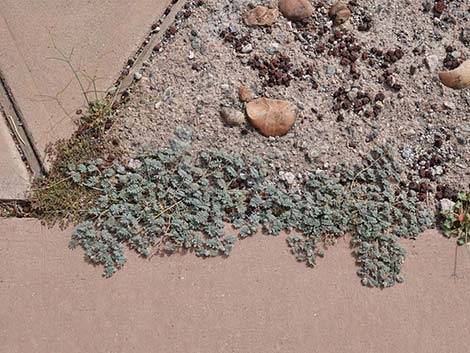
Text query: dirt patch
110 0 469 197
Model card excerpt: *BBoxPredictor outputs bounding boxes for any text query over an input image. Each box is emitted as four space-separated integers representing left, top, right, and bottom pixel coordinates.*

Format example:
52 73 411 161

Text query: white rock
433 165 443 176
241 44 253 53
281 171 296 185
127 158 142 171
424 55 440 72
266 42 280 54
439 198 455 213
443 101 455 110
326 65 336 76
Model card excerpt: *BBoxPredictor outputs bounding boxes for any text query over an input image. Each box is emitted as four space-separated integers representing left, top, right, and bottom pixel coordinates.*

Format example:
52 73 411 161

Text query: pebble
280 171 296 185
127 158 143 171
432 165 444 176
439 198 455 213
365 129 378 142
326 65 336 76
424 55 440 72
239 85 254 102
401 147 413 160
456 135 466 145
266 42 280 55
442 101 455 110
461 124 470 133
241 44 253 53
191 37 201 50
219 107 245 126
163 87 172 101
347 88 358 101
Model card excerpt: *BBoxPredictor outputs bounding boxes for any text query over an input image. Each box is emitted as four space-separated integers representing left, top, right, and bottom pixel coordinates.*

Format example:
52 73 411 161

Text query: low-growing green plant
441 192 470 246
29 100 114 226
68 127 434 287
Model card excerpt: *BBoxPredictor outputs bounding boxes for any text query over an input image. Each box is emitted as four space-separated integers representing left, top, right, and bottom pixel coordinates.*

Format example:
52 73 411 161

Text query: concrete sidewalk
0 112 30 199
1 218 469 353
0 0 174 198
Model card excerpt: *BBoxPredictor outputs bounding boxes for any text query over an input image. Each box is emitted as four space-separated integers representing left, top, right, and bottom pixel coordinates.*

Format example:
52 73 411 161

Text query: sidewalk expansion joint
0 69 43 177
113 0 189 101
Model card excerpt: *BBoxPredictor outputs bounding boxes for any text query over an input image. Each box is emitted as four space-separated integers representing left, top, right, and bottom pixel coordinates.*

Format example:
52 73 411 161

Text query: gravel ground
110 0 469 199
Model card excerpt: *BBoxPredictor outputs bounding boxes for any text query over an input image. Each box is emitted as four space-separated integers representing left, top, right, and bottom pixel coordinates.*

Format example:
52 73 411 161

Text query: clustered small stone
401 130 460 202
220 27 252 53
443 45 462 70
325 30 363 79
379 68 403 91
356 13 373 32
248 53 318 88
366 47 405 68
332 87 384 119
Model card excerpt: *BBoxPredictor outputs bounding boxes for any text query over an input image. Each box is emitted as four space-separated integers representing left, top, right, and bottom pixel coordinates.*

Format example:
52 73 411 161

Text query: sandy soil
111 0 469 197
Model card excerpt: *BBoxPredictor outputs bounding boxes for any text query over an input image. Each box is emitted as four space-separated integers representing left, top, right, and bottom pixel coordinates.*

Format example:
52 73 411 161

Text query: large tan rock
246 98 297 136
244 6 279 26
278 0 314 21
439 60 470 90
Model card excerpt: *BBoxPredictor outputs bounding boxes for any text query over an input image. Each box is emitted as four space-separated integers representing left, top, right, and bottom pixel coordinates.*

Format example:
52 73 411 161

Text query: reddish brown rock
244 6 279 26
278 0 313 21
246 98 297 136
328 2 351 26
239 85 254 102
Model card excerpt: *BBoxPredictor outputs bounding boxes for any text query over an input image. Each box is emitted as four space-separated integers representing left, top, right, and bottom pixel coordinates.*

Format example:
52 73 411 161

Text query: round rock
328 2 351 26
220 107 245 126
246 98 297 137
278 0 314 21
244 6 279 26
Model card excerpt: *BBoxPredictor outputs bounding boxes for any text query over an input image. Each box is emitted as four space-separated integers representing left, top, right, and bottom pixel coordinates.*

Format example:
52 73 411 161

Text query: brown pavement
1 218 469 353
0 0 173 164
0 112 30 199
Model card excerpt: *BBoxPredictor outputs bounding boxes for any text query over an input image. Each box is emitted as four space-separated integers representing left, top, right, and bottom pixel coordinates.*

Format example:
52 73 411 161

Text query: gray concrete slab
0 0 173 163
0 112 30 199
1 218 469 353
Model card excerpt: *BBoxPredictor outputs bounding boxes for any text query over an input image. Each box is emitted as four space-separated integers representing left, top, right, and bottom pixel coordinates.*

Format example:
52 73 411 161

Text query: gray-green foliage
69 127 433 287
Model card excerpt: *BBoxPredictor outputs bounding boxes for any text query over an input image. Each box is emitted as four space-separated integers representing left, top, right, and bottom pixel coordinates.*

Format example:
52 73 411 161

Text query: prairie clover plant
69 127 433 287
441 192 470 246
